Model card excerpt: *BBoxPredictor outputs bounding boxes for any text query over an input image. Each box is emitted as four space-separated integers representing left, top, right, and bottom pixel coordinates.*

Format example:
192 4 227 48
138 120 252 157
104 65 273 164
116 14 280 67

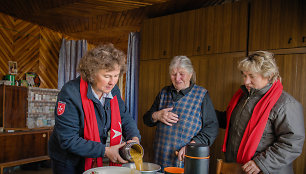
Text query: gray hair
169 55 196 83
238 51 281 83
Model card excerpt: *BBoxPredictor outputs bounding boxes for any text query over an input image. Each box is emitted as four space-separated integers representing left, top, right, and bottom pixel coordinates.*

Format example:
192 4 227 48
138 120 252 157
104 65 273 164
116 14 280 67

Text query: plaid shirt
154 85 207 169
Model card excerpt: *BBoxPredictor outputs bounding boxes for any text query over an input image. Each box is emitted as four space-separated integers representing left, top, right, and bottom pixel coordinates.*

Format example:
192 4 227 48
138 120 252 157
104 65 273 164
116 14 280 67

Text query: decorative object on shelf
8 61 17 75
19 80 28 87
27 87 59 129
25 72 40 87
4 74 15 85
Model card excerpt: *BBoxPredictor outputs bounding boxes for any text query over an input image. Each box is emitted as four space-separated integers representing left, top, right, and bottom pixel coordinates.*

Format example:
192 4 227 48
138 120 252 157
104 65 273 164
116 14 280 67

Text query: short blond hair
238 51 281 83
77 44 126 84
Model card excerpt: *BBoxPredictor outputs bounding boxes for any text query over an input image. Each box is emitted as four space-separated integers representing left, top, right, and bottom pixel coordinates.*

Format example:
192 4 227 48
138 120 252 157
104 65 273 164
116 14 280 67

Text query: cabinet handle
288 37 292 44
163 50 167 56
197 46 200 52
43 133 46 138
303 36 305 43
207 45 211 51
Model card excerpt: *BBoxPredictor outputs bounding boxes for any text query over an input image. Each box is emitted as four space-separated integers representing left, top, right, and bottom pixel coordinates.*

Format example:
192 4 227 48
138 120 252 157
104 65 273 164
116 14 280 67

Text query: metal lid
185 143 209 158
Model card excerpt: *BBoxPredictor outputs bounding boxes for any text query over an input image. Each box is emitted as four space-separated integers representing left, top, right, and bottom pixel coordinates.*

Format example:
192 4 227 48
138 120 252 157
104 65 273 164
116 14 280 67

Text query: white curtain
125 32 140 121
58 38 87 89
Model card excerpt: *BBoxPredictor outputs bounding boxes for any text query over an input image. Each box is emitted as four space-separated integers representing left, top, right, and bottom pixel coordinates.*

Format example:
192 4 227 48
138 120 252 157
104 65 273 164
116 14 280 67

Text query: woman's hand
242 160 261 174
105 142 128 164
152 107 179 126
177 146 186 162
177 140 195 161
127 137 140 144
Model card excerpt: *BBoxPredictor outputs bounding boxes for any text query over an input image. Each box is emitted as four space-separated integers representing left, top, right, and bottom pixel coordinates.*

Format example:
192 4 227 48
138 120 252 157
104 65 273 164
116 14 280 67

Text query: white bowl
122 162 161 174
83 166 141 174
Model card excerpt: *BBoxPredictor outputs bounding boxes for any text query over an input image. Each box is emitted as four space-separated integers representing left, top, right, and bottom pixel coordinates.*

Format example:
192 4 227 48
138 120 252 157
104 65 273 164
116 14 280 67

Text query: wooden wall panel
39 27 62 89
13 18 40 81
274 52 306 174
138 58 170 162
0 14 15 77
0 12 63 89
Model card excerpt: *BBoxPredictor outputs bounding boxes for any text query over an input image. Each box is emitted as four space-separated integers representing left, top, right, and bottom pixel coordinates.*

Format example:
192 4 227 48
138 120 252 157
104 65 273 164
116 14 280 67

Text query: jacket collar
241 83 272 97
170 82 195 96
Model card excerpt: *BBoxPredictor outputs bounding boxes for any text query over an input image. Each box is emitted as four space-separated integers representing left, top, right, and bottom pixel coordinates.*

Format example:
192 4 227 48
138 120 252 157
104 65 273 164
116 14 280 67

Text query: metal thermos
184 143 210 174
119 142 144 162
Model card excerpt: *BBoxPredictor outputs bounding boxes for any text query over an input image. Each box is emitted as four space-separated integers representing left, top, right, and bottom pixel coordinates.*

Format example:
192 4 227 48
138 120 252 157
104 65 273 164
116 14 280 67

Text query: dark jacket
217 85 305 174
48 77 141 166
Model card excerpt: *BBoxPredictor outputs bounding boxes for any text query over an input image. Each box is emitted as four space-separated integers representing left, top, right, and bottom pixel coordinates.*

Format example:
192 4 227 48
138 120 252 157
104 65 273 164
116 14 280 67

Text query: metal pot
122 162 161 174
83 166 141 174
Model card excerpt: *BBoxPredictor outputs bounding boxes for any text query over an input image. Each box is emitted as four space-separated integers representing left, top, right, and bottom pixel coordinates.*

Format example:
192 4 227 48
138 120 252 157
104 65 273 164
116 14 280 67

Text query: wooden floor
11 168 52 174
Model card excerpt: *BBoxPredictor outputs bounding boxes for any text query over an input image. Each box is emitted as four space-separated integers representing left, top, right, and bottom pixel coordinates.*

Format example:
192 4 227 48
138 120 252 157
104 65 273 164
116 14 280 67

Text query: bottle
184 143 210 174
119 142 144 162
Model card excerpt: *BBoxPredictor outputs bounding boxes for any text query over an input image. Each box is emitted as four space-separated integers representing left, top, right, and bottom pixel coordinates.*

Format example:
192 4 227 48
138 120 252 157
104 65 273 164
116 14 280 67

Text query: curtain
125 32 140 122
58 38 87 89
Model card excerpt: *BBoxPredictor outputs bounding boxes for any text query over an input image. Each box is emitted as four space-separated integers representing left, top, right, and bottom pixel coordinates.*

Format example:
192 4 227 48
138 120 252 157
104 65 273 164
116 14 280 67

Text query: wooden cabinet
0 130 51 174
0 85 57 173
249 0 306 51
140 0 248 59
0 85 59 130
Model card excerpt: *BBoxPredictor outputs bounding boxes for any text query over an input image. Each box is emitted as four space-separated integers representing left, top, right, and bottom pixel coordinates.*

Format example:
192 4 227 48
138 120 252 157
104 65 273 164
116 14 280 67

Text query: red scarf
222 80 283 164
80 78 122 171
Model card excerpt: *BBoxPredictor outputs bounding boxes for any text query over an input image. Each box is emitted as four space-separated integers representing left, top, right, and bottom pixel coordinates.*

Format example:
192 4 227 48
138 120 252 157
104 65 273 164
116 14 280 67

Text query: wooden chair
216 159 244 174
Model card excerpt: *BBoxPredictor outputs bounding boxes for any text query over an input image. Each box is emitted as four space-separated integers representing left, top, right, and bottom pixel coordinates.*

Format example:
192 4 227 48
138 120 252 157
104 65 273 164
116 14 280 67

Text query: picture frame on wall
8 61 18 75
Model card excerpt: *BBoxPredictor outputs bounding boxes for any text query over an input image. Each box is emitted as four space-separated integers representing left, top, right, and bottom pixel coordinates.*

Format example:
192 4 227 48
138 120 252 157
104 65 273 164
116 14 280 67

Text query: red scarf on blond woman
80 77 122 171
222 80 283 164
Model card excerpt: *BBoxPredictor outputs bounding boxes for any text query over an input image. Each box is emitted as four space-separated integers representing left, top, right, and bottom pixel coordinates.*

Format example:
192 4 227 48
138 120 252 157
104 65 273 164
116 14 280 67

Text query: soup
130 147 143 171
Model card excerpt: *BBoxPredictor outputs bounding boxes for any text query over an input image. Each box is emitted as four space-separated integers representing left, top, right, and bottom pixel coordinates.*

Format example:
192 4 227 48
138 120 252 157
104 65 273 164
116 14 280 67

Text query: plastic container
164 167 184 174
184 143 210 174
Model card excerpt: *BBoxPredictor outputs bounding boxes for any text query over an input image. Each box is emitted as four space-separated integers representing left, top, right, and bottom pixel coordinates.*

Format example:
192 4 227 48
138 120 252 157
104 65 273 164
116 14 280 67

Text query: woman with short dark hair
49 44 141 174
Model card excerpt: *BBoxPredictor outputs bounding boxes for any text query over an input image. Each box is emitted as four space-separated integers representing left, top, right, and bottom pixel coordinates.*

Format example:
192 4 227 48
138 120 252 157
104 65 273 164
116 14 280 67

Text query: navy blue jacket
48 77 141 166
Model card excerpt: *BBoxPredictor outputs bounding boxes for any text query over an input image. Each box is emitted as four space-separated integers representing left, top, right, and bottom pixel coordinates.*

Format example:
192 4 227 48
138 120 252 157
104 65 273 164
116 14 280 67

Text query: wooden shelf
0 156 50 174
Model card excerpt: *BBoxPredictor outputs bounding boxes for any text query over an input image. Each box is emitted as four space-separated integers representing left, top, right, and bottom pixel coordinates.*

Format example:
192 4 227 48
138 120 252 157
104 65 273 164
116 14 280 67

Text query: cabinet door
141 18 160 60
0 85 27 129
159 15 173 58
140 20 153 60
193 0 247 55
299 0 306 47
0 130 50 163
249 0 302 50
